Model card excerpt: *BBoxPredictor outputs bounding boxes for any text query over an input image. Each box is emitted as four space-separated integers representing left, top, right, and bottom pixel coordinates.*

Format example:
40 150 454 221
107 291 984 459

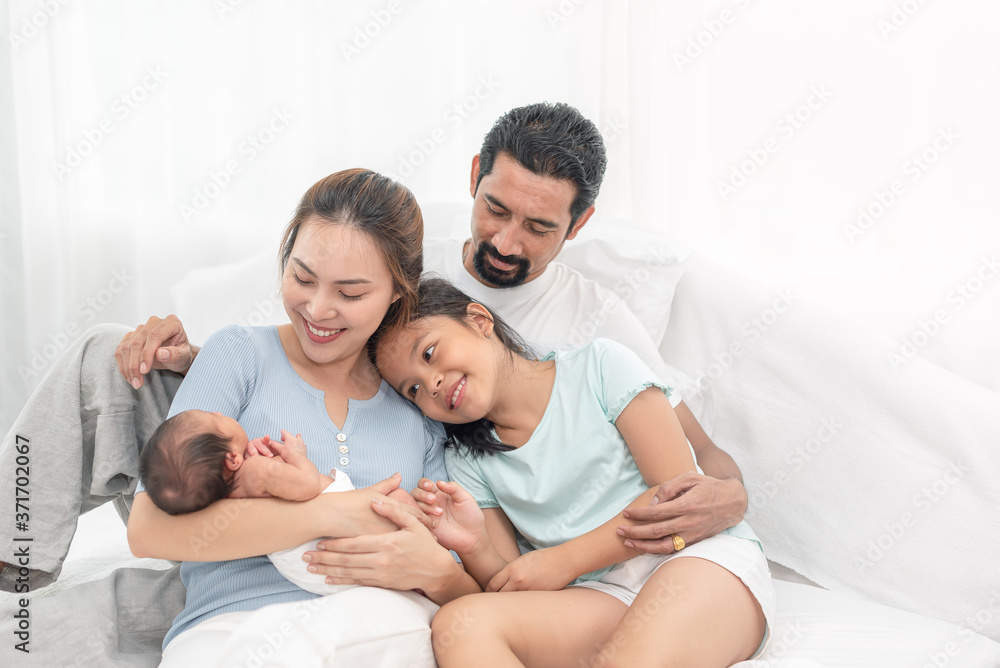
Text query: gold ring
671 534 685 552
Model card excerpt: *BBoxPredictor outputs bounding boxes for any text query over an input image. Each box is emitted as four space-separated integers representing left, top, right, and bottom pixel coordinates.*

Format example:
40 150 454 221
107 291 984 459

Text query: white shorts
268 470 357 596
571 533 776 659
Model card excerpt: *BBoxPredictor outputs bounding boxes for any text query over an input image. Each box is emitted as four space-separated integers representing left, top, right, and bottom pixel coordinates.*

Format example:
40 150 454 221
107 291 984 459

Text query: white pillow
170 249 288 346
557 222 689 346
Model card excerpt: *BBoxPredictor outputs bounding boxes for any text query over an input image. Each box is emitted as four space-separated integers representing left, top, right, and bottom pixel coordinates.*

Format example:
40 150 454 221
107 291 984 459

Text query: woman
125 169 479 664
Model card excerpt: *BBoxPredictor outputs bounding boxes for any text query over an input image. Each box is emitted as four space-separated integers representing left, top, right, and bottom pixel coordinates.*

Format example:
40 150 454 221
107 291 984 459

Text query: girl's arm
488 387 694 592
458 507 521 589
412 478 520 590
127 476 406 561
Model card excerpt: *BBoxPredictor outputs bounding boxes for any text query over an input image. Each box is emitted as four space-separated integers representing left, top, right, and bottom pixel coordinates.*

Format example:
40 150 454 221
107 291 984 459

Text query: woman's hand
114 314 197 388
305 496 464 601
411 479 486 555
318 474 431 536
486 547 574 593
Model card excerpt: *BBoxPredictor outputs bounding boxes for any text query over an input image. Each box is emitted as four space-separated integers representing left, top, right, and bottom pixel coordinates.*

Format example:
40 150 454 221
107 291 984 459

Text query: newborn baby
139 409 415 594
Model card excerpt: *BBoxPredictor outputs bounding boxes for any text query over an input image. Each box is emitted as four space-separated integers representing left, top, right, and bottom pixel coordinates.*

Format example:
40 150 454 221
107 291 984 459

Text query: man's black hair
476 102 608 232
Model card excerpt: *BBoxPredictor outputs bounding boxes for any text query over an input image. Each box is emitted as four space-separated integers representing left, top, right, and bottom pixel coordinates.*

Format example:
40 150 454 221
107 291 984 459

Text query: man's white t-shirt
422 237 684 408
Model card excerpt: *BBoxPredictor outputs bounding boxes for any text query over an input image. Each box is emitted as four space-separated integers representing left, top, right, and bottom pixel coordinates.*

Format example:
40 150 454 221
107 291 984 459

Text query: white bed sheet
6 503 998 667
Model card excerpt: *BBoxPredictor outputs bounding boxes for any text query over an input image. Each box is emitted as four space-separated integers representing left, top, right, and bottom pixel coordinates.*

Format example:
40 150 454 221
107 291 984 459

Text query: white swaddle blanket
660 253 1000 642
268 469 358 596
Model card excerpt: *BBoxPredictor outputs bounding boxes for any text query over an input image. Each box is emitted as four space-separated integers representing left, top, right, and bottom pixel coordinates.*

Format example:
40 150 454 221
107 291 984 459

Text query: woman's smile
301 315 346 343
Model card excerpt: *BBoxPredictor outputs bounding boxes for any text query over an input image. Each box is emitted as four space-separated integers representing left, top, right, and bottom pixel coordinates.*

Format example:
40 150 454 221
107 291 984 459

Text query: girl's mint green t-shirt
445 338 761 583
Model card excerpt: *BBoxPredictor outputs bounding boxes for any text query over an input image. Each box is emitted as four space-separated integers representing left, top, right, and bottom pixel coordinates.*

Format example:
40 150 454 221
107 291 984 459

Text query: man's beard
472 241 531 287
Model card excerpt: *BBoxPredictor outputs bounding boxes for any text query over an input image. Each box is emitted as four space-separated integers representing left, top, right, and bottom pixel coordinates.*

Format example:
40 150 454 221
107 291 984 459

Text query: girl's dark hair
374 276 535 457
139 412 236 515
279 169 423 331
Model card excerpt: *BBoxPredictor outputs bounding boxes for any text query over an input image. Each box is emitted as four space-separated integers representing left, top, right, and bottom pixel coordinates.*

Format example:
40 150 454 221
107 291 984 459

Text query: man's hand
411 479 486 555
617 471 747 554
486 547 573 593
114 315 197 388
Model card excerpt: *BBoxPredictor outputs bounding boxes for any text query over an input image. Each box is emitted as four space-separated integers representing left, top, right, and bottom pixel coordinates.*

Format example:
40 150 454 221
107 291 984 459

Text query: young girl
375 278 775 668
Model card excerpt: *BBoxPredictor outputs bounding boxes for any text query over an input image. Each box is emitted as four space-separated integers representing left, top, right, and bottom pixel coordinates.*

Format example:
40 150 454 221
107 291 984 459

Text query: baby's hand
411 479 486 555
268 430 309 459
246 435 275 457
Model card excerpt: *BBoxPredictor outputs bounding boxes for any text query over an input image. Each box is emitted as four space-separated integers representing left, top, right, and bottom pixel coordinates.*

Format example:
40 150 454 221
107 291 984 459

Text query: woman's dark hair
279 169 423 331
374 276 535 457
476 102 607 232
139 412 236 515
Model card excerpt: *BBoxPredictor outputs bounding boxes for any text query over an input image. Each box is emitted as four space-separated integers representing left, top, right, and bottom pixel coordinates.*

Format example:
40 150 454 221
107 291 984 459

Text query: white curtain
2 0 997 434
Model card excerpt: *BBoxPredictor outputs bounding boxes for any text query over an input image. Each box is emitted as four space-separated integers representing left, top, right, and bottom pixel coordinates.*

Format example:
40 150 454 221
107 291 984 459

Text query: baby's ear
224 451 242 471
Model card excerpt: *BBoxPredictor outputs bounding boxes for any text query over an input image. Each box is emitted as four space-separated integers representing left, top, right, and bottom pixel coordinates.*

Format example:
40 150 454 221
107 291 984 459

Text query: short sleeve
591 338 673 424
167 325 258 420
421 418 448 483
444 446 500 509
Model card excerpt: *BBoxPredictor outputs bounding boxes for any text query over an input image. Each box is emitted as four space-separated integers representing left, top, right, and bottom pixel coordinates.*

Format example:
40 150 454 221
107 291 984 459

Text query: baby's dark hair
139 412 236 515
373 276 535 457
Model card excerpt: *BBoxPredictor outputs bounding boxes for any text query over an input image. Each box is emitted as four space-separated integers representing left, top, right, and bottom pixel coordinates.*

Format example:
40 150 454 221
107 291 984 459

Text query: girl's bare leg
431 558 764 668
596 557 765 668
431 587 627 668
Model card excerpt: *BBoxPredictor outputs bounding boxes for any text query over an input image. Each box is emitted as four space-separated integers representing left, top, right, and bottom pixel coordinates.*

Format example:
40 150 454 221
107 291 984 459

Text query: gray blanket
0 324 185 666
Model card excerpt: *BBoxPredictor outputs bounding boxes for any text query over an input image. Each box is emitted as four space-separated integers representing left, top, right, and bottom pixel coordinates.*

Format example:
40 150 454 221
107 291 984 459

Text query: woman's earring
486 333 491 340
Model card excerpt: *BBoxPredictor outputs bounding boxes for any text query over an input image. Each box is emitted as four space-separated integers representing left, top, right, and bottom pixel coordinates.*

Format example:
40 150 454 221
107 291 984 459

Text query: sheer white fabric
3 1 998 435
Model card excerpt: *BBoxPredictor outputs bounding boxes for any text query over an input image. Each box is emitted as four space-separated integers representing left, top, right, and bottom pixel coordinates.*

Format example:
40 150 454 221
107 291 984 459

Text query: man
116 102 748 557
421 102 748 553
